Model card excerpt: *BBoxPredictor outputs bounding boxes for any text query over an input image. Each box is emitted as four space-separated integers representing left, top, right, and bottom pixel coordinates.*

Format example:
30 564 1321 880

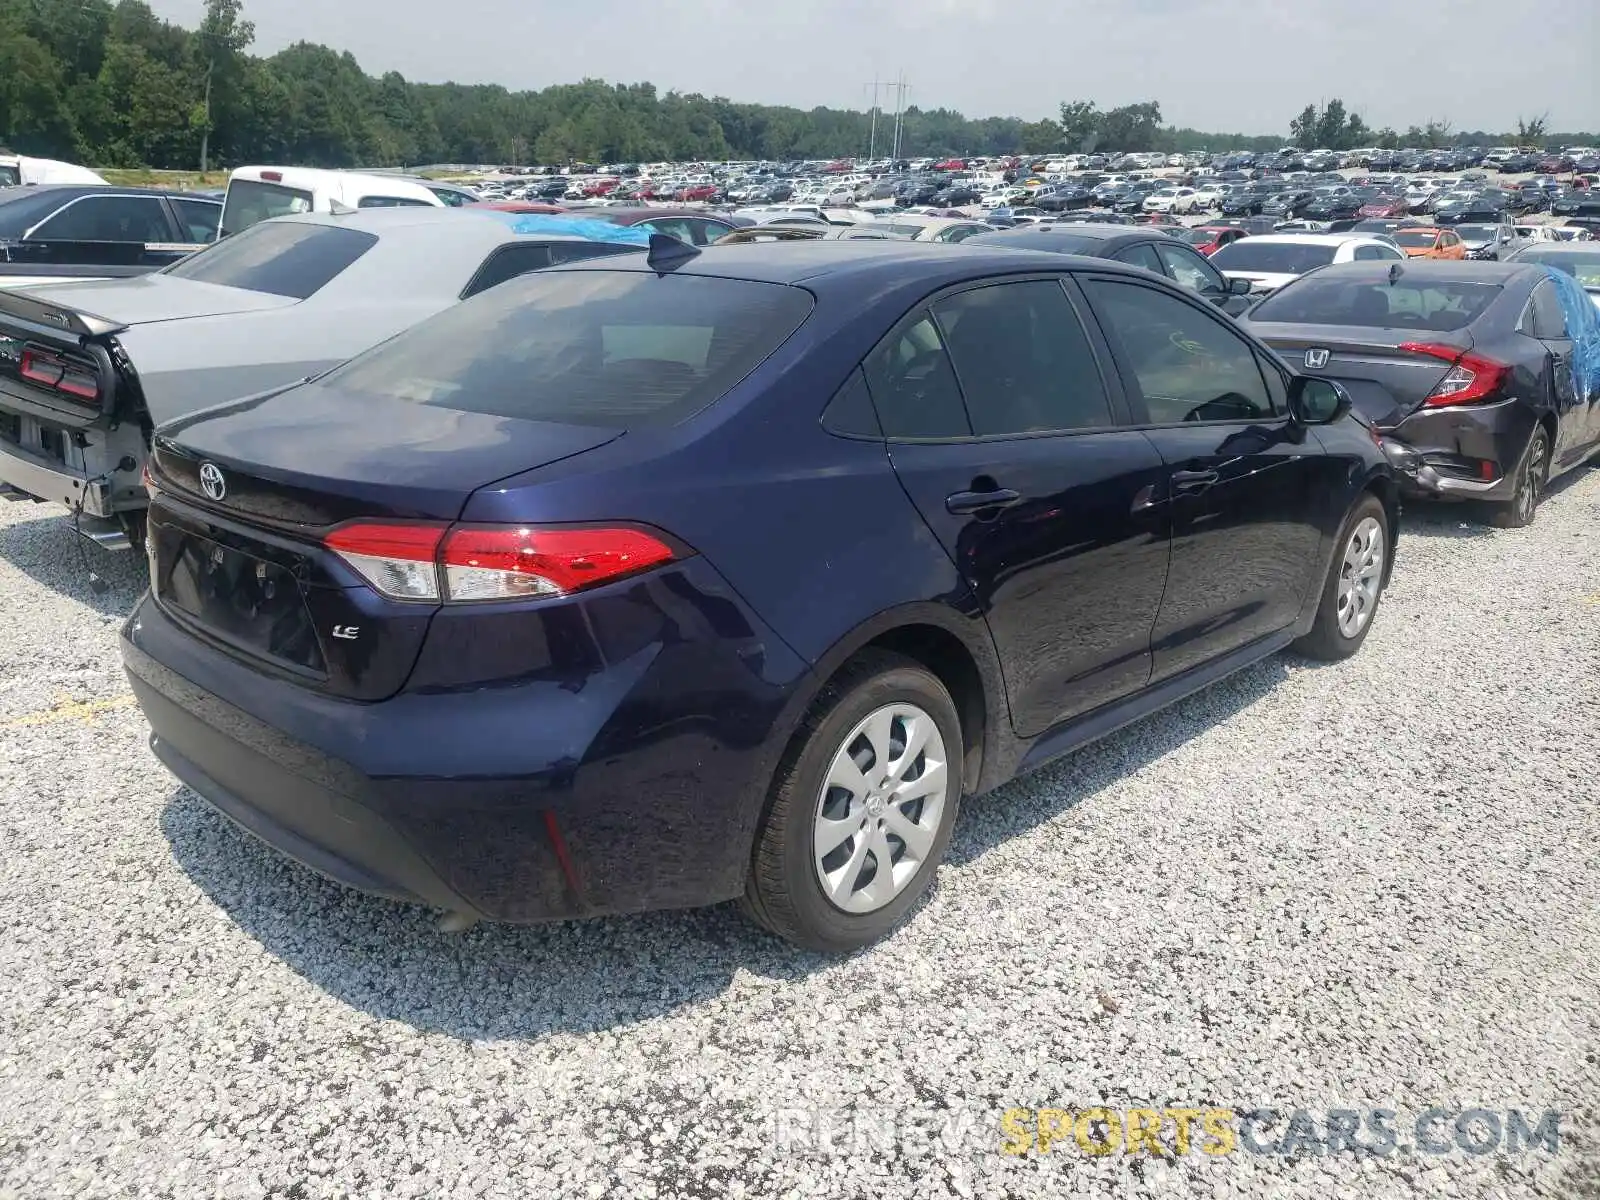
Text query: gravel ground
1 473 1598 1200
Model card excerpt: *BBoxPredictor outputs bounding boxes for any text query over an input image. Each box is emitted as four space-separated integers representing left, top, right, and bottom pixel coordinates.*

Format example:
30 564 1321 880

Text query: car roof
260 206 641 245
974 223 1145 243
1307 260 1535 283
549 239 1153 289
0 183 212 206
1234 233 1388 247
1506 242 1600 257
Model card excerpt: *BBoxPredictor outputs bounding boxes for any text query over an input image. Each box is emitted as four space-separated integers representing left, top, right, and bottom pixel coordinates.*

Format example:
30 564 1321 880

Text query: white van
219 166 446 236
0 154 108 188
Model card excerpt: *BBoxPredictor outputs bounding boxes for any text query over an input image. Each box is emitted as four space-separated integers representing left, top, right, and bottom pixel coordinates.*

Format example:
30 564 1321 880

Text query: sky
148 0 1599 134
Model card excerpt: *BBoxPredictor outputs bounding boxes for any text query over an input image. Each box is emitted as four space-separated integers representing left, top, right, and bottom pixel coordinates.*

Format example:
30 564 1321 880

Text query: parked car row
3 172 1596 955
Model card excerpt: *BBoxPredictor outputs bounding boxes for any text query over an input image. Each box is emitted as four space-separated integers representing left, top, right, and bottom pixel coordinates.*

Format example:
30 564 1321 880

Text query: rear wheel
1294 494 1389 661
1489 427 1550 528
742 651 962 952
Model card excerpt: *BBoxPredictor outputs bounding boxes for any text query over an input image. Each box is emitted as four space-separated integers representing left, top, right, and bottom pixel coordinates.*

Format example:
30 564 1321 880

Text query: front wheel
742 651 962 952
1294 494 1389 661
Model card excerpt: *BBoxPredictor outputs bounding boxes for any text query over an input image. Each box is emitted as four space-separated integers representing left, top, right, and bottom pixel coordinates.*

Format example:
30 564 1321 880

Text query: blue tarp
1543 265 1600 403
466 209 652 245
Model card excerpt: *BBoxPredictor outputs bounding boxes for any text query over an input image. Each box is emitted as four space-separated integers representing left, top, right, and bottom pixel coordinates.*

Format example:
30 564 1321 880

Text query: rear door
865 275 1170 737
1079 273 1330 680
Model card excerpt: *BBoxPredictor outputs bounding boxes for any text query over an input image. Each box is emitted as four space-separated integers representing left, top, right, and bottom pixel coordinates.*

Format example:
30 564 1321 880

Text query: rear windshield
220 179 313 237
163 221 376 299
318 269 815 428
1513 250 1600 286
1248 277 1502 332
1210 241 1338 274
969 231 1101 254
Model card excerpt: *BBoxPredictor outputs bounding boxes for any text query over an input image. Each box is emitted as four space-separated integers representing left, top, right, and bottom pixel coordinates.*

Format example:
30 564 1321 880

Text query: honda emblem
1304 348 1330 370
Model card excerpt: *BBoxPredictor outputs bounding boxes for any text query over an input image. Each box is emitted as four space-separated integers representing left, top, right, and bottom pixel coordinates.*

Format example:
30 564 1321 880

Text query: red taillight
322 521 676 603
441 525 676 601
19 349 99 402
1398 342 1511 407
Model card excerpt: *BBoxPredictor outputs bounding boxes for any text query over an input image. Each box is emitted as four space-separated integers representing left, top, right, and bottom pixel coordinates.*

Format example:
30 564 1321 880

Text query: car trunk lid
147 383 622 700
1255 326 1474 426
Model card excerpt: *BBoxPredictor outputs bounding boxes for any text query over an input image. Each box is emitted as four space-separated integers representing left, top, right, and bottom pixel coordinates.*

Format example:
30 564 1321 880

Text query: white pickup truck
217 166 467 237
0 154 108 189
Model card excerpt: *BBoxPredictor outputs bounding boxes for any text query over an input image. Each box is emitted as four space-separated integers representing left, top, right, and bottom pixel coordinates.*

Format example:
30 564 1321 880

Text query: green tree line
1 0 1593 170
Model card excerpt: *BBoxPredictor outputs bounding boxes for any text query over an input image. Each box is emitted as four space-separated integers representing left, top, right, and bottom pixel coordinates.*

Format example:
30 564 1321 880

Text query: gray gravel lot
1 474 1598 1199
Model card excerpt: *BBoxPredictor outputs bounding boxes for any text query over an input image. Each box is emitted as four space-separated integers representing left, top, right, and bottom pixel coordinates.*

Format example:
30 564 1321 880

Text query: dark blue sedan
122 238 1399 951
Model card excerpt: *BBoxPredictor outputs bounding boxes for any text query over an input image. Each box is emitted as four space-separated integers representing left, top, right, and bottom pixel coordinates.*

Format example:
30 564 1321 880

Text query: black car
961 224 1259 315
1301 193 1363 222
1508 187 1551 215
0 185 221 284
1261 189 1314 219
120 239 1396 952
1435 194 1509 225
1032 184 1092 213
1247 260 1600 526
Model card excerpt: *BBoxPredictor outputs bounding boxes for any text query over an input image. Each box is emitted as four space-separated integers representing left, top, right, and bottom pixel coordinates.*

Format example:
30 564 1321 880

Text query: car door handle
1170 468 1220 494
945 488 1022 515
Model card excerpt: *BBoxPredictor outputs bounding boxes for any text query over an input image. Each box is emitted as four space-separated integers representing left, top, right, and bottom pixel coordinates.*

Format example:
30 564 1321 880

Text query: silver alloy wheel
812 703 949 915
1336 516 1385 639
1515 433 1548 525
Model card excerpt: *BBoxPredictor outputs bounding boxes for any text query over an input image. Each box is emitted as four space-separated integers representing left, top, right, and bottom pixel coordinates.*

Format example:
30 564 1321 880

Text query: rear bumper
1377 397 1537 503
121 559 811 923
0 437 111 516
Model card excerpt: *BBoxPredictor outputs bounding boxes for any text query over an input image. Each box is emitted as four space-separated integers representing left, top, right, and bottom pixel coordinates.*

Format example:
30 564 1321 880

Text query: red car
581 177 621 198
1358 195 1411 218
933 157 967 171
1184 225 1250 256
674 183 722 203
469 201 567 215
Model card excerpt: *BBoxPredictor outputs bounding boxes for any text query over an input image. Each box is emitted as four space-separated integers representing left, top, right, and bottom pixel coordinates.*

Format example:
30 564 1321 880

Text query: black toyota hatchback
123 239 1399 952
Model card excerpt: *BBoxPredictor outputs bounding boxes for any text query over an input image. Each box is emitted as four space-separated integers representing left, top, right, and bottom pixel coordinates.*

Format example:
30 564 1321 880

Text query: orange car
1391 226 1466 259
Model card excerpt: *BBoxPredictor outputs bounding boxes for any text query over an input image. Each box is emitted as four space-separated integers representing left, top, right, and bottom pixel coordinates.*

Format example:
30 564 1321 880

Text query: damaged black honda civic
1246 259 1600 527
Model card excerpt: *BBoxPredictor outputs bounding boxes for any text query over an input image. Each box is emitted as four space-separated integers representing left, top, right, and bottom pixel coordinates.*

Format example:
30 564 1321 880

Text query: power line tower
864 79 883 160
887 74 911 161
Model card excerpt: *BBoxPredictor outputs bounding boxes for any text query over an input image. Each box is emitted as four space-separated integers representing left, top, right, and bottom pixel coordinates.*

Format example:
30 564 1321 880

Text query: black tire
1489 426 1550 529
741 650 962 953
1294 493 1390 662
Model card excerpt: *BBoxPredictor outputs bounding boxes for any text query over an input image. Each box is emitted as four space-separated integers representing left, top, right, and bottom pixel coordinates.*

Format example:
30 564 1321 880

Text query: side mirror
1227 276 1253 295
1287 376 1351 426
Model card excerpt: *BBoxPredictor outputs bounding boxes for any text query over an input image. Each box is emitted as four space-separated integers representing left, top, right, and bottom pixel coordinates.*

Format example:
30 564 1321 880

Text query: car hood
10 274 297 327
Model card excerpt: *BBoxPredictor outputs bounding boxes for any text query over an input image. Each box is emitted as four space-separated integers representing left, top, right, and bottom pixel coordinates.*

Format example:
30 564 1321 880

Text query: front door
1078 274 1330 682
863 277 1171 736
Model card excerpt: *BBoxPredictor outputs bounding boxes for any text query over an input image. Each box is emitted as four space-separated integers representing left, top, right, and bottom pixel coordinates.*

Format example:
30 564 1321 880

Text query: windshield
1513 251 1600 287
1249 277 1501 332
318 270 815 429
1210 241 1338 274
1392 230 1442 247
163 220 376 299
220 179 314 237
1454 225 1497 242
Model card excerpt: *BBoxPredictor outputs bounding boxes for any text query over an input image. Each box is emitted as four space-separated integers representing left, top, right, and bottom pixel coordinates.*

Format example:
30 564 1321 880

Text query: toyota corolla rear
121 264 822 924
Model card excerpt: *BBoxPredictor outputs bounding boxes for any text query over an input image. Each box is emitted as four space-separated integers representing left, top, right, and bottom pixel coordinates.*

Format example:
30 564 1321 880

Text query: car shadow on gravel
944 651 1294 868
159 652 1298 1041
159 787 832 1041
0 511 146 614
1401 462 1598 539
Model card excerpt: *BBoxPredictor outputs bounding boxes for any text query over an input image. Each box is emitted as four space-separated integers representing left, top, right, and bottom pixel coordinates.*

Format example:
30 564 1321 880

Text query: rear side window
932 281 1113 434
163 221 377 299
220 179 313 237
171 198 221 243
862 311 970 438
1248 277 1502 333
319 270 813 429
461 243 552 297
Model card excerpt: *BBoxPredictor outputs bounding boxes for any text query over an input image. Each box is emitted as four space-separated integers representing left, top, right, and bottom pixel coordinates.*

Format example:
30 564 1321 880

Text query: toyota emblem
1304 348 1331 370
198 461 227 502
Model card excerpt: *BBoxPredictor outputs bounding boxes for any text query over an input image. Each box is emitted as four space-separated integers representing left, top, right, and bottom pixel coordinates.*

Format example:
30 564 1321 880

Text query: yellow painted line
1 693 137 729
